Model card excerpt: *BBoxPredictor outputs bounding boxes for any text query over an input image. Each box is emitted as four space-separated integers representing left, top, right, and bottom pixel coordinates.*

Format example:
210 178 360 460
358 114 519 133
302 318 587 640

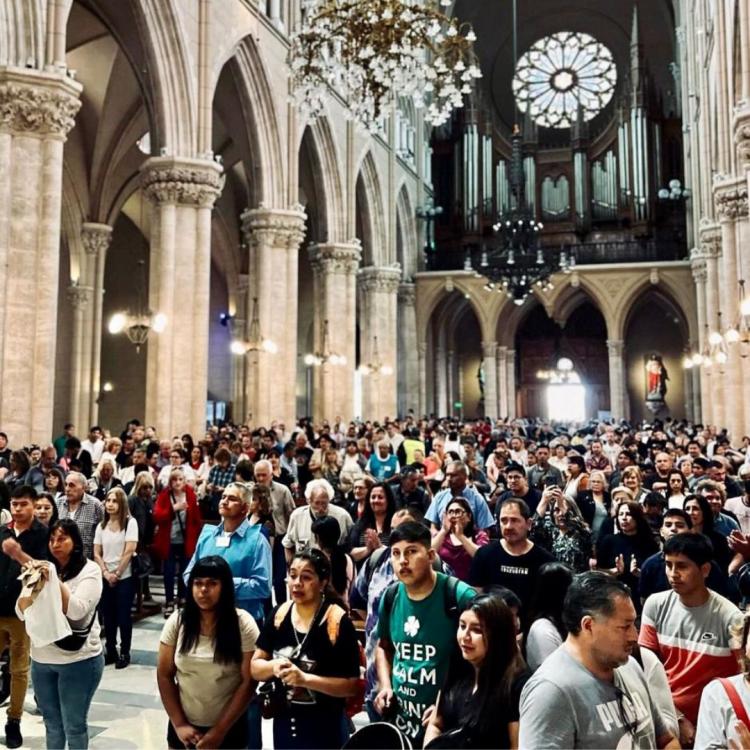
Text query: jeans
163 543 187 603
99 576 135 657
0 616 30 721
32 654 104 750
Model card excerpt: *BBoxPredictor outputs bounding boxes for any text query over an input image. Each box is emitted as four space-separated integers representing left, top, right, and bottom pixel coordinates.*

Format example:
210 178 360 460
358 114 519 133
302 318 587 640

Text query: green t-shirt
376 573 476 743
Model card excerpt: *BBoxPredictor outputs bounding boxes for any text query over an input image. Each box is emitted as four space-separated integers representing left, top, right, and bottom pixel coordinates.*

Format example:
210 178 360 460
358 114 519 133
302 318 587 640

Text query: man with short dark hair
424 460 494 531
640 533 742 746
390 467 430 515
527 445 563 490
52 423 75 459
373 521 475 744
494 462 542 516
0 486 49 748
520 571 679 749
469 498 553 615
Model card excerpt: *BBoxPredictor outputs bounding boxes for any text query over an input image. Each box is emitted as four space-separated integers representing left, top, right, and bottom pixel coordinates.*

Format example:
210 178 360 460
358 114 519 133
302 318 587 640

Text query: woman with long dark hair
312 516 354 601
684 494 741 573
524 562 574 671
431 497 489 582
424 594 529 749
348 482 396 566
157 555 257 749
594 501 659 610
7 519 104 749
251 549 360 749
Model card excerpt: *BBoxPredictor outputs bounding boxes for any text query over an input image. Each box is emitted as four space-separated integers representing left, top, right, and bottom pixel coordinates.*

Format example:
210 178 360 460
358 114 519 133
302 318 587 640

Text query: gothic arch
356 151 388 266
396 183 418 280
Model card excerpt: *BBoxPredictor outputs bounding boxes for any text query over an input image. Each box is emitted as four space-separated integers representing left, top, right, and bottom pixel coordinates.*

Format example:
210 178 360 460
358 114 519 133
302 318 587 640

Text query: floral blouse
530 513 592 573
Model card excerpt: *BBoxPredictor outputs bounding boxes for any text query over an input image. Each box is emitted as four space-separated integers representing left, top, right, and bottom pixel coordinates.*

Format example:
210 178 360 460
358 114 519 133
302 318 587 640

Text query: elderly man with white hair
253 459 296 603
282 478 353 565
56 471 103 559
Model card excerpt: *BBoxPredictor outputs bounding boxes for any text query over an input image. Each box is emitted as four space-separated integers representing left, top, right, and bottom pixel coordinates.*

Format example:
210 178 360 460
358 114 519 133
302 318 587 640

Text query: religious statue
646 354 669 403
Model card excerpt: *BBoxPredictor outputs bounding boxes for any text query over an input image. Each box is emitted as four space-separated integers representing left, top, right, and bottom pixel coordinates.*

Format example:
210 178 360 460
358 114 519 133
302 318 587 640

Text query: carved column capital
606 339 625 357
699 220 722 258
482 341 498 359
80 222 113 257
714 181 749 222
140 157 223 208
308 242 361 276
734 107 750 170
241 206 307 250
397 282 416 307
357 265 402 294
67 284 92 310
0 68 81 138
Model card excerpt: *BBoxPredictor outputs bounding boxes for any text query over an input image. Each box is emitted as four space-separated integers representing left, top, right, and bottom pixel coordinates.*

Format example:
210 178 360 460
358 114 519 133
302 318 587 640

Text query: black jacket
0 520 49 617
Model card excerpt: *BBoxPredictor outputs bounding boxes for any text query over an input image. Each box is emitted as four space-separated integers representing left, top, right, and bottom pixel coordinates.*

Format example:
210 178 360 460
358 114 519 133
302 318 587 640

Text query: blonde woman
93 487 138 669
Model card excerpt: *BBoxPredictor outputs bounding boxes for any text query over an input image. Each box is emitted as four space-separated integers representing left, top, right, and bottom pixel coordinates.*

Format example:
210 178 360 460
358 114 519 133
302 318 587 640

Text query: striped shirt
639 589 742 724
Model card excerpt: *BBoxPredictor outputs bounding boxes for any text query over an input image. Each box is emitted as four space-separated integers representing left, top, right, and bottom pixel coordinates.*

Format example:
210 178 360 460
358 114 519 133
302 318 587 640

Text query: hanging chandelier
358 336 393 376
536 357 580 384
469 126 569 304
230 298 278 355
108 260 166 353
304 319 346 366
289 0 481 131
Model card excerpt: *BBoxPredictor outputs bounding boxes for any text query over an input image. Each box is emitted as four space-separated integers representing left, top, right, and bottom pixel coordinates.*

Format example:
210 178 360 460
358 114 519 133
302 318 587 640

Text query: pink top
438 530 490 582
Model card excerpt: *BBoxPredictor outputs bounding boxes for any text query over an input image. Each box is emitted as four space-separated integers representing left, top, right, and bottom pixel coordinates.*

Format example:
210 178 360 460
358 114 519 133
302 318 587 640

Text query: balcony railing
424 238 688 272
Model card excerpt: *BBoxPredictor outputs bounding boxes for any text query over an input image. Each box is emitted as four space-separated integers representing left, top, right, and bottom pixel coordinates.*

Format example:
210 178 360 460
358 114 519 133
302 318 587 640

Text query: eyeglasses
447 508 466 516
613 684 638 742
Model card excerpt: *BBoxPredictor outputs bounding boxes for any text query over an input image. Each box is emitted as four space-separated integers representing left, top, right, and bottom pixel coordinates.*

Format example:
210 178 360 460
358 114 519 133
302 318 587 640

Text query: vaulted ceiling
454 0 679 140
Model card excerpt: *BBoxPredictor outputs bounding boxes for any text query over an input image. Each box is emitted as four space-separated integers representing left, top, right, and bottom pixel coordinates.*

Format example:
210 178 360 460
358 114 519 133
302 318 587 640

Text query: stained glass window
512 31 617 129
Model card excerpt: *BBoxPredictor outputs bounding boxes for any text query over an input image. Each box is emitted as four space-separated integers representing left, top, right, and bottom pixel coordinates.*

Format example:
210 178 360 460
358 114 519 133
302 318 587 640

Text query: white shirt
725 496 750 535
80 438 105 465
695 673 750 749
282 504 353 551
158 463 197 489
94 518 139 578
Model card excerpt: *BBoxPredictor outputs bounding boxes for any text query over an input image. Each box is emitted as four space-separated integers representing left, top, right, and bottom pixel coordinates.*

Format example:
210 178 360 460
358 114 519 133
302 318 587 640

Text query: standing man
80 426 105 467
527 445 563 490
494 463 542 516
469 498 553 616
282 479 353 563
373 522 475 745
520 572 678 749
366 440 400 482
183 481 271 624
252 460 295 604
639 533 742 747
56 471 103 559
424 461 495 531
585 439 612 477
0 486 49 748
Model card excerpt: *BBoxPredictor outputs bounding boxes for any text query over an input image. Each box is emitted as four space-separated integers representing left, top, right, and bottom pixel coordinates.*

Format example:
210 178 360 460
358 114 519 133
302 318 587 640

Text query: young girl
425 594 529 749
157 556 258 749
93 487 138 668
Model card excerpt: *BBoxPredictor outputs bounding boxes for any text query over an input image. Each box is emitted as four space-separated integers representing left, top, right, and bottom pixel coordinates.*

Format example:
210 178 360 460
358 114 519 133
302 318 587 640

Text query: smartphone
543 476 558 489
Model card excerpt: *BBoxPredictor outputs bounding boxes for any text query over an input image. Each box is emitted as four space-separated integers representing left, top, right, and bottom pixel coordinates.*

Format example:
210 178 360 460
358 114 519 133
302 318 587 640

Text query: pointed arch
356 151 388 266
396 183 418 280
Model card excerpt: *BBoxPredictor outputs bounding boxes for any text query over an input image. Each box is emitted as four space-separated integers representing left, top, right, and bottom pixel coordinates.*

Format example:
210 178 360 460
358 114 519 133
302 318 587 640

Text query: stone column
417 342 427 417
606 339 627 420
702 224 723 429
690 247 708 426
435 345 448 417
397 283 418 417
0 68 81 445
67 284 93 430
241 207 306 427
357 266 401 420
308 242 361 421
481 342 498 420
79 222 112 428
141 157 223 438
735 109 750 434
230 273 248 423
714 183 747 439
447 349 456 416
496 346 509 418
506 349 517 419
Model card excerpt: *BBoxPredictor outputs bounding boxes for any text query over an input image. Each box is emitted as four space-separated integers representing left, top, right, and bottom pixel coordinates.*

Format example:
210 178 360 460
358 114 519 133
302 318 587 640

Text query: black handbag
131 552 153 579
54 612 96 652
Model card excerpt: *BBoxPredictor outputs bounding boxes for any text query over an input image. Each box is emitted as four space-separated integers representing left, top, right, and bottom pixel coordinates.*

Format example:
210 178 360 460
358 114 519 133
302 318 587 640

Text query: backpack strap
273 601 294 630
719 678 750 728
443 574 461 624
378 581 400 649
322 603 346 645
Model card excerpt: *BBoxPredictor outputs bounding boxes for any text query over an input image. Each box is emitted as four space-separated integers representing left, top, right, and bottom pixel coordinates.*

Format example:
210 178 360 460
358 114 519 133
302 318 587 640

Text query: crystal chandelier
230 298 278 355
536 357 580 384
289 0 481 131
304 319 346 366
108 260 166 353
358 336 393 376
469 126 569 304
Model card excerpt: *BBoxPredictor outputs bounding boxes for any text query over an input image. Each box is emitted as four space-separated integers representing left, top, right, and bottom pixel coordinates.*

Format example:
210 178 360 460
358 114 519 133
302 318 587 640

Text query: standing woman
575 470 611 543
563 455 589 502
665 469 688 509
431 497 490 582
93 487 138 668
88 458 122 502
248 484 275 541
684 494 742 573
44 467 67 503
3 452 30 492
153 469 203 618
157 556 258 749
6 520 104 750
424 594 529 749
348 482 396 566
251 550 360 750
34 491 59 527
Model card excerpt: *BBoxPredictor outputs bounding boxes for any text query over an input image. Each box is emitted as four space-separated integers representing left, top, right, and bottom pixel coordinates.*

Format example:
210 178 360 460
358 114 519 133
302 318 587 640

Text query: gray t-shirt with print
519 645 669 749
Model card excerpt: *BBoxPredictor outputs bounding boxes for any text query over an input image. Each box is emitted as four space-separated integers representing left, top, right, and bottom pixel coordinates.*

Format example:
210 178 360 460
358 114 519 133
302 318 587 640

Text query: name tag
216 536 231 548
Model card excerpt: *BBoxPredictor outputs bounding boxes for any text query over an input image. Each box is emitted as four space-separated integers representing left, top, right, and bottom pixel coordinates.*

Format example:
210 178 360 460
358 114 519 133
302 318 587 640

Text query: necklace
291 599 324 657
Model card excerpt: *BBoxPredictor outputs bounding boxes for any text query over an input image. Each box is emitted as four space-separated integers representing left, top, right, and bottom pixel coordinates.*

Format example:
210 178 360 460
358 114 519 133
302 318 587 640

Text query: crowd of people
1 415 750 748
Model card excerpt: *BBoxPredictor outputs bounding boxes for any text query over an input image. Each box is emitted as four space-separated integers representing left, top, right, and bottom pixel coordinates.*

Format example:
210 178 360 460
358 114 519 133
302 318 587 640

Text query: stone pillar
141 156 223 438
79 222 112 428
397 283 418 417
702 225 723 428
241 207 306 427
506 349 517 419
435 345 448 417
606 339 627 420
417 342 427 416
690 247 708 426
308 242 361 421
230 273 248 423
0 68 81 445
357 266 401 420
67 284 93 430
496 346 509 418
714 183 747 439
447 349 456 417
482 342 498 420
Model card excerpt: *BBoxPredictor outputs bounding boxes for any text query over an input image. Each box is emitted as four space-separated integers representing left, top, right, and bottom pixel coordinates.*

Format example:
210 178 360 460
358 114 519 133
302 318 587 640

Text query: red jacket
151 486 203 561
